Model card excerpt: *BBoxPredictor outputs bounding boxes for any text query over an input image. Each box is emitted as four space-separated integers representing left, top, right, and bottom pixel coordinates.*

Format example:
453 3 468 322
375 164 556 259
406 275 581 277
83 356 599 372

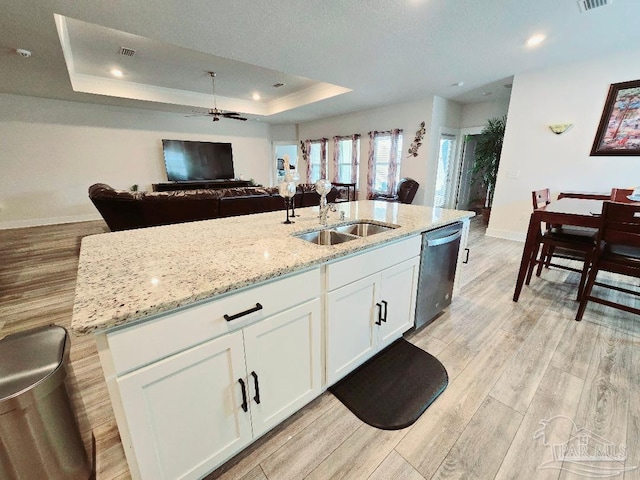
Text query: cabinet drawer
326 236 421 291
107 268 321 375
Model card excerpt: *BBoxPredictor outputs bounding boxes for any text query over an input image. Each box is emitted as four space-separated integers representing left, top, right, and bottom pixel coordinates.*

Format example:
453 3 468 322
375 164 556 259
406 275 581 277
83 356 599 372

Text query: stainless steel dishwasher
415 221 463 329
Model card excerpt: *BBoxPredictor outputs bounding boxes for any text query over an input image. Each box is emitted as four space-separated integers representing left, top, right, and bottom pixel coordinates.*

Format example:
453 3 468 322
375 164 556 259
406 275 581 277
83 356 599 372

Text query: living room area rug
329 338 448 430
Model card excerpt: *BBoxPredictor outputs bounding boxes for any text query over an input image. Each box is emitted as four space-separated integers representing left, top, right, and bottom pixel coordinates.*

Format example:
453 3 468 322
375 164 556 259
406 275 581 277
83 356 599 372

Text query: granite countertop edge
71 201 474 335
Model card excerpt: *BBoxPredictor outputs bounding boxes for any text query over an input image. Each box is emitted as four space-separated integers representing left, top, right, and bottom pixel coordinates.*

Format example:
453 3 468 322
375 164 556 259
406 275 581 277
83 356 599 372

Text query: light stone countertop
71 201 474 335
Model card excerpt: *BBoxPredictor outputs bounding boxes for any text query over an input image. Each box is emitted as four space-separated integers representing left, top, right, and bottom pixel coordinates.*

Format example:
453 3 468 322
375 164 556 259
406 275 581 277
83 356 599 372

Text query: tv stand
152 180 251 192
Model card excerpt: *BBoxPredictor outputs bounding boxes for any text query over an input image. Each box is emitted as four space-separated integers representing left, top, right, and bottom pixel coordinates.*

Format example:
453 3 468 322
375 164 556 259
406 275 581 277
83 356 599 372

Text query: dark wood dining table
512 198 604 302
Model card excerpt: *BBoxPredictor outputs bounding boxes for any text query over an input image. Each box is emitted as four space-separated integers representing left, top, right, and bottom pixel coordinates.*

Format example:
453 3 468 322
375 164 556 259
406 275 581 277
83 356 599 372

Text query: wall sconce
548 123 573 135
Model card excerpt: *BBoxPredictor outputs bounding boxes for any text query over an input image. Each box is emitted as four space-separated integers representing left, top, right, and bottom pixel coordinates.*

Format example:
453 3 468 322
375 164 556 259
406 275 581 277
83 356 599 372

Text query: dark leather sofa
89 183 338 232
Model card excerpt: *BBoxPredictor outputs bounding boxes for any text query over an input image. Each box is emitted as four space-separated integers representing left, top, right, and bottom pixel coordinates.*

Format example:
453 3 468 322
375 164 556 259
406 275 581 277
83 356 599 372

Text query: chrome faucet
319 197 336 226
315 179 336 226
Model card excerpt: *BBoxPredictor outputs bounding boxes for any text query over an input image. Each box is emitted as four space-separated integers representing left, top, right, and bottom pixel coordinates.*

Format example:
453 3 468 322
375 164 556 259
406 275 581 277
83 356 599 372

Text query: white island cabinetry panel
326 237 421 386
101 269 322 480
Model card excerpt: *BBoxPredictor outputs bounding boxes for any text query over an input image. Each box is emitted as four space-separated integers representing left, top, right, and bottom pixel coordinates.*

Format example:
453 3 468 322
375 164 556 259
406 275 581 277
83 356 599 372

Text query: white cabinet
378 259 420 346
243 300 322 437
326 254 420 386
116 298 321 480
117 330 252 480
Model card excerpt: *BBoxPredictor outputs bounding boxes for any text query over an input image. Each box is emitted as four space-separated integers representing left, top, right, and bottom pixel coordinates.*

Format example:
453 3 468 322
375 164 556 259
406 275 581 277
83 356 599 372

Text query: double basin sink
295 221 398 245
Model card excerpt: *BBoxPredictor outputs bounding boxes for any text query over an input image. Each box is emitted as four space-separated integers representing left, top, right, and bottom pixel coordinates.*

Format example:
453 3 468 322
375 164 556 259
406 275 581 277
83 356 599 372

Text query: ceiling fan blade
227 116 248 121
222 111 241 116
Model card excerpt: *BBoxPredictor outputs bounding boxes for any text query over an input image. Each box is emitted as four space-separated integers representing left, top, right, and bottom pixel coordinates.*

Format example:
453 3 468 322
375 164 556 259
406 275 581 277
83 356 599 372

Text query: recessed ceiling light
252 93 261 101
111 69 123 77
526 34 545 47
273 82 286 88
481 91 492 96
451 81 465 87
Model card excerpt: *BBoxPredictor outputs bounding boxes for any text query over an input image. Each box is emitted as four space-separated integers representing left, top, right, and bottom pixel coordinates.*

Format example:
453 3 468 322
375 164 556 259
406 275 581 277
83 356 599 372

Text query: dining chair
532 188 552 210
575 201 640 320
610 188 635 203
525 189 597 300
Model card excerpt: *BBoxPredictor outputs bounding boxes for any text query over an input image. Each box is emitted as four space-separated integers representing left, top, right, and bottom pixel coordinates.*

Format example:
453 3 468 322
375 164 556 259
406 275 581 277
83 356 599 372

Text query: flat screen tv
162 139 234 181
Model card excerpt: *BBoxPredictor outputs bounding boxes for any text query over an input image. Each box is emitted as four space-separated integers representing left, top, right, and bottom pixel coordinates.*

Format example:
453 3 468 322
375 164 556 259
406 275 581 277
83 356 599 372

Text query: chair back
397 178 419 204
610 188 635 203
532 189 551 210
599 201 640 247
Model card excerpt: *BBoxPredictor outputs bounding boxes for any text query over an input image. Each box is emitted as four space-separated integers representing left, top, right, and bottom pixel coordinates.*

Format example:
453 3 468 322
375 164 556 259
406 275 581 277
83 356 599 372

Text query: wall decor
407 121 426 158
591 79 640 156
300 140 309 162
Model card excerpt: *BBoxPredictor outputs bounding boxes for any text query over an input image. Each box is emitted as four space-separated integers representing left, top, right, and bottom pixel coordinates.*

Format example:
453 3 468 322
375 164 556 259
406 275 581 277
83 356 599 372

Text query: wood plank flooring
1 217 638 480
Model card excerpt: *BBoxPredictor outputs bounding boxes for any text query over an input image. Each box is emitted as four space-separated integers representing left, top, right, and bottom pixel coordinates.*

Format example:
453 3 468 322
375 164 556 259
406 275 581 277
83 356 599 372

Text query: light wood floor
1 217 638 480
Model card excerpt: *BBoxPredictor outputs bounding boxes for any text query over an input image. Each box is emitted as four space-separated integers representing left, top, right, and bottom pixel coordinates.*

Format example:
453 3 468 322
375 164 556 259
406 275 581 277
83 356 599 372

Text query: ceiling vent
119 47 136 57
577 0 612 13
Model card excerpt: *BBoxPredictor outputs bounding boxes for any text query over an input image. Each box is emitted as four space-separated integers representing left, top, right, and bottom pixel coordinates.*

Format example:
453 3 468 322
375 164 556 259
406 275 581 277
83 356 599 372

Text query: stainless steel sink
295 229 357 245
333 222 396 237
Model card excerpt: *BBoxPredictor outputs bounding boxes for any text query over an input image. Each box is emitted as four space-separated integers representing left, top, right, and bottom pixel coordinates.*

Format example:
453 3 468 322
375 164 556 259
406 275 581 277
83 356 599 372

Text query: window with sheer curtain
307 139 327 183
367 130 403 198
333 135 360 187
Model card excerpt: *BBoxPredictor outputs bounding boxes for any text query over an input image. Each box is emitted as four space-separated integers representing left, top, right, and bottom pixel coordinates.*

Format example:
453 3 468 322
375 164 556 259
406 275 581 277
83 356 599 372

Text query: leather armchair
372 178 419 204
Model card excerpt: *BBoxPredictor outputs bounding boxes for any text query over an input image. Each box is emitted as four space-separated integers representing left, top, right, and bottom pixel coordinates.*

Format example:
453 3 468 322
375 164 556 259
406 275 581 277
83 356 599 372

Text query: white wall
297 96 466 205
271 124 298 142
460 98 510 129
488 49 640 241
0 94 272 228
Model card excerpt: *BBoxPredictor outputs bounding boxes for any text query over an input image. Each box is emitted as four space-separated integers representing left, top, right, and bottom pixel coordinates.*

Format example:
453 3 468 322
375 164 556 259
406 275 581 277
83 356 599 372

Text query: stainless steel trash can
0 325 91 480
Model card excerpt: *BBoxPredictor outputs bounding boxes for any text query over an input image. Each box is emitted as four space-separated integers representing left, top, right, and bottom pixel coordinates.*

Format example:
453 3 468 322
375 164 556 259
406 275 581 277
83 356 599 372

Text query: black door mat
329 338 448 430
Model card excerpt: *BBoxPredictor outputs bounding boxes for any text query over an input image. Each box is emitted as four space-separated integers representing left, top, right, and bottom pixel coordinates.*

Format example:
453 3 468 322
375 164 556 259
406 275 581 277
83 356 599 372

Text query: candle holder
278 181 297 224
285 170 301 217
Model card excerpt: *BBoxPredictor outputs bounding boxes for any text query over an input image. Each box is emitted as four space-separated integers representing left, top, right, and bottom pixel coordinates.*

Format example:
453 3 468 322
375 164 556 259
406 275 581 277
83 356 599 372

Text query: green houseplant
470 115 506 222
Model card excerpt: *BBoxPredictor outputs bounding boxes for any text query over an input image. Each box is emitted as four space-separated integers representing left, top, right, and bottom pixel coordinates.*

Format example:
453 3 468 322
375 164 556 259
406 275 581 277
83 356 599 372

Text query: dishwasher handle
426 229 462 247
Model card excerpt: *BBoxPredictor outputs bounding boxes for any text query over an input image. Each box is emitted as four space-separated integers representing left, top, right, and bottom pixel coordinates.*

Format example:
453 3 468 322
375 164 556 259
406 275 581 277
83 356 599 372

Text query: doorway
433 132 458 208
453 127 484 210
273 143 298 185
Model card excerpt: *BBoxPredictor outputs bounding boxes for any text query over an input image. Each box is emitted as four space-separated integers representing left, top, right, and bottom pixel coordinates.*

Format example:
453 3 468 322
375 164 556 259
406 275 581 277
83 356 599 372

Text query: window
369 130 403 197
334 136 360 187
433 134 457 208
307 139 327 183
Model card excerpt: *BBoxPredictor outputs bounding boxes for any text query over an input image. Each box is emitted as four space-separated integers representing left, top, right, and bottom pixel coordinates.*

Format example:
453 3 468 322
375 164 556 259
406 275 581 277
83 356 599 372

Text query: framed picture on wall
590 79 640 156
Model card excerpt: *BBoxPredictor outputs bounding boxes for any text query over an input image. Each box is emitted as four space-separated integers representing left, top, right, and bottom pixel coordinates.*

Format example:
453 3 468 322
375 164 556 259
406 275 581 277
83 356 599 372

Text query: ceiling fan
188 71 248 122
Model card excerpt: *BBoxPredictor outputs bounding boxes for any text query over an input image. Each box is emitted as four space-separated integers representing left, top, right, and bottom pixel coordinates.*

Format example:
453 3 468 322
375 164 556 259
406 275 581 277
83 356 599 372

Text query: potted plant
470 115 506 223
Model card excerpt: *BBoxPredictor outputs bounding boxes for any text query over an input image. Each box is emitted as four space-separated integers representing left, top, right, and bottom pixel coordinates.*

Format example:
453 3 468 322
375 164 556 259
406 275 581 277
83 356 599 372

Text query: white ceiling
1 0 638 124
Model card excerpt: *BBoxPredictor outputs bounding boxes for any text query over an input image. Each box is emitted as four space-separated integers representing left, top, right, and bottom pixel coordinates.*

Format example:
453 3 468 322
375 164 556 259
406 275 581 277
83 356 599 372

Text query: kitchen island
71 200 473 480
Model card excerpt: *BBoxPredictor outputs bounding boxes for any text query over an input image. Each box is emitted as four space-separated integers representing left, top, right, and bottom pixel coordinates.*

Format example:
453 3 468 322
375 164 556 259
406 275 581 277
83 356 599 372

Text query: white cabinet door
243 299 322 437
117 331 252 480
377 256 420 349
326 275 379 385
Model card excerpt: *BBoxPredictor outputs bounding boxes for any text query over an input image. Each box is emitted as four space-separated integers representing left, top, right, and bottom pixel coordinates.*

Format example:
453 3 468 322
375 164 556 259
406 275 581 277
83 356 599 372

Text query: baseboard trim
0 213 102 230
485 227 525 243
